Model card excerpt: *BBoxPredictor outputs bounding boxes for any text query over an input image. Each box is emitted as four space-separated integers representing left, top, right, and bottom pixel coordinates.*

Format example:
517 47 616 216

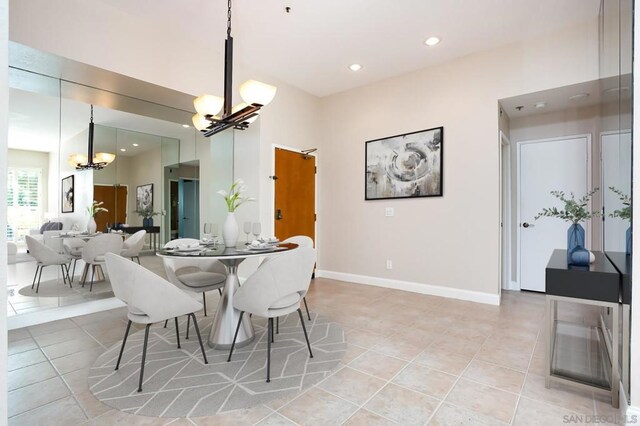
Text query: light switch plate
385 207 394 217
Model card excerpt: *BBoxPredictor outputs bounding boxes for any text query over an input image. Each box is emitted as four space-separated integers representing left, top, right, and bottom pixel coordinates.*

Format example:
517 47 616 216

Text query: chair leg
31 265 40 289
71 259 77 283
115 320 132 370
138 324 151 392
90 265 95 292
227 311 245 362
190 313 208 364
174 317 181 349
164 319 168 328
36 265 44 293
303 297 311 321
276 317 279 334
186 314 191 340
60 265 67 285
271 318 275 343
136 256 141 264
218 288 222 296
297 308 313 358
64 264 72 288
203 292 207 316
267 318 272 383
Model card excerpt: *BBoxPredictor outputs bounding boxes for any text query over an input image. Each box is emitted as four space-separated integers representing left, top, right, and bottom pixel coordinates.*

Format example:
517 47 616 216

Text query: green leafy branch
608 186 631 221
534 188 601 224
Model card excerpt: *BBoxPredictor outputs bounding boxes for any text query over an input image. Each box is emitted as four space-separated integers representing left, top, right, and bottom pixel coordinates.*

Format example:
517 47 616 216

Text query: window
7 167 42 242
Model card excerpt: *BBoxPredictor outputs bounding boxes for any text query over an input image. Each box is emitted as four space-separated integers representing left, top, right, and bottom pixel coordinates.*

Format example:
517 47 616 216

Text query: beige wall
317 20 599 301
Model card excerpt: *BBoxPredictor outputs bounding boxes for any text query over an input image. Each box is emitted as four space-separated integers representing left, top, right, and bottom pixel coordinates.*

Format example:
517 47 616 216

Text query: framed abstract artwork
136 183 153 212
365 126 443 200
61 175 74 213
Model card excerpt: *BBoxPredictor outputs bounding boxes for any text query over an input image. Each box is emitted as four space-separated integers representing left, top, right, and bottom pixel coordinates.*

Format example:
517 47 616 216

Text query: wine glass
203 223 212 243
252 222 261 241
244 222 252 243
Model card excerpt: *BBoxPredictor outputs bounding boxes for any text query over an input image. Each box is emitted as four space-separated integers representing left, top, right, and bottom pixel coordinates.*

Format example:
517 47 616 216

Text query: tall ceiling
97 0 601 97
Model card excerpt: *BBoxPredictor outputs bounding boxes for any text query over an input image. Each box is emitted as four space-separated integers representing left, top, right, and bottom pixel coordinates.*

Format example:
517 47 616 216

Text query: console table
122 226 160 253
606 251 631 398
545 249 621 408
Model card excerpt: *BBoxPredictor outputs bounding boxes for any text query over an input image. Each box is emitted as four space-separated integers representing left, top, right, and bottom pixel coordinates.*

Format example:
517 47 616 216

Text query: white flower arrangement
217 179 255 212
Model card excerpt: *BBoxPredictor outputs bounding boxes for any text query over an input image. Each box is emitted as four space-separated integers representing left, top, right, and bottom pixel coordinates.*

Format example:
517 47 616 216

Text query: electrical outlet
386 259 393 270
385 207 394 217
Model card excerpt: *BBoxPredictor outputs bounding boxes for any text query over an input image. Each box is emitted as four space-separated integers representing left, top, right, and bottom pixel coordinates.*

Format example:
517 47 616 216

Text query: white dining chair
25 235 72 293
227 245 317 382
42 230 65 254
81 234 123 291
105 253 208 392
120 230 146 264
162 238 226 317
63 238 87 283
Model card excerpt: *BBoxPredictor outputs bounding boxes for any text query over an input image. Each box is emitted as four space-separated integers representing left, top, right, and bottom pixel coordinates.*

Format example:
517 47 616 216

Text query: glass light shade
239 80 277 106
192 113 212 131
94 152 116 164
193 94 224 116
68 153 88 168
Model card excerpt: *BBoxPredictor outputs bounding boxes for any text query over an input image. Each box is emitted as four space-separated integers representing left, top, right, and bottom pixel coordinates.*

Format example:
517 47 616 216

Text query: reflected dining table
157 242 298 349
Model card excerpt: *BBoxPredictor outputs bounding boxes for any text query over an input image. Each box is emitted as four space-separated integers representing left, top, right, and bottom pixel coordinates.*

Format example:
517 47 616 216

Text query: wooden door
274 148 316 243
93 185 128 232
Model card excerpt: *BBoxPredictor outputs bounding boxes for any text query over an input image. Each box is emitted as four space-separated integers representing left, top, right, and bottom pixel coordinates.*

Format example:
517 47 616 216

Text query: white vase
222 212 239 247
87 217 97 234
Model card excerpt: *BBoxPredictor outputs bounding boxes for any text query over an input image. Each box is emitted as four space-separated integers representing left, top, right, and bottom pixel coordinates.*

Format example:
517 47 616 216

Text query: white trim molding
315 270 500 306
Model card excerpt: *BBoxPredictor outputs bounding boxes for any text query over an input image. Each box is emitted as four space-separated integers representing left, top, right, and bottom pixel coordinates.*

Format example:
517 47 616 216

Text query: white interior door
518 136 589 292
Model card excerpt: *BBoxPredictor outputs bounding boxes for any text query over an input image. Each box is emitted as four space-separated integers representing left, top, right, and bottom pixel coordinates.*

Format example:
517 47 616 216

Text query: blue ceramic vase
626 226 632 256
567 223 585 264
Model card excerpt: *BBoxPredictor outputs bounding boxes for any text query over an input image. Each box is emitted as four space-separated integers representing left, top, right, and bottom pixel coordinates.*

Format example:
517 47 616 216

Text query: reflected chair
227 245 317 382
120 230 146 264
81 234 123 291
63 238 87 283
162 238 226 318
105 253 208 393
25 235 72 293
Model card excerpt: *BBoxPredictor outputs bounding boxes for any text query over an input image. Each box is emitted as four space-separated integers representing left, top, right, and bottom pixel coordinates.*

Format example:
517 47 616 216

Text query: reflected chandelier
192 0 277 137
68 105 116 170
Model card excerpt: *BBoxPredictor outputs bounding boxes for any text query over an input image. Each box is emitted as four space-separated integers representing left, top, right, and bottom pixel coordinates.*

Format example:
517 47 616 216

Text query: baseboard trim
502 280 520 291
315 270 500 306
7 297 126 330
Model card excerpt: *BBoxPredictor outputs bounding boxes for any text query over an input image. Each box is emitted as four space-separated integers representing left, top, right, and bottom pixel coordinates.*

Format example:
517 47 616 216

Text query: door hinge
315 166 317 174
269 175 278 180
314 213 317 221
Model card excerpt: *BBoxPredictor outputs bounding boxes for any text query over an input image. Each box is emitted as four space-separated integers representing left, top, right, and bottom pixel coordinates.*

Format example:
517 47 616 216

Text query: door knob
522 222 533 228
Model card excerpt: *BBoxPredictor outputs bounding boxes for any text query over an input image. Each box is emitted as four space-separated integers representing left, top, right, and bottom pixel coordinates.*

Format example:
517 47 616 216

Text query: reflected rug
88 312 346 418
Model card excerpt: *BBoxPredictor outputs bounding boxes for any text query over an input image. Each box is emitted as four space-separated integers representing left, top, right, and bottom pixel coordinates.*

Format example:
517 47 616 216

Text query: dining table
157 242 299 350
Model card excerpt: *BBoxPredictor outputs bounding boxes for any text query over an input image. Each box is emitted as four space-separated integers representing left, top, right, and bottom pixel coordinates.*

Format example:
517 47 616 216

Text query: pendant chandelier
68 105 116 170
192 0 277 137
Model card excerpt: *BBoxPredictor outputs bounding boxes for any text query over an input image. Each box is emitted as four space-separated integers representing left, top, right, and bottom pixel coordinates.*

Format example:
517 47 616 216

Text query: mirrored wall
5 45 251 318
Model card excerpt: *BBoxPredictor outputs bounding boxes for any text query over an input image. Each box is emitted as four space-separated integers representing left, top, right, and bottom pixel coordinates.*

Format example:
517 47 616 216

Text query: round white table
157 243 298 349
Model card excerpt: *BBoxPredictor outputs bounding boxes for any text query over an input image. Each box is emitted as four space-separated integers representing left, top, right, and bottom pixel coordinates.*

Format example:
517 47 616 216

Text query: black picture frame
61 175 74 213
136 183 154 212
365 126 444 200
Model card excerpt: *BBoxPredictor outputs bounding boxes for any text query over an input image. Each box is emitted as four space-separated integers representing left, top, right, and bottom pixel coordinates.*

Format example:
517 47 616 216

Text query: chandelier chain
227 0 232 37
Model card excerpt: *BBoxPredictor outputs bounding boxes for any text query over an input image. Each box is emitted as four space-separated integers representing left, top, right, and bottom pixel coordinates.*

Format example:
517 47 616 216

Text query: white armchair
227 246 317 382
25 235 72 293
105 253 208 392
81 234 123 291
120 230 146 264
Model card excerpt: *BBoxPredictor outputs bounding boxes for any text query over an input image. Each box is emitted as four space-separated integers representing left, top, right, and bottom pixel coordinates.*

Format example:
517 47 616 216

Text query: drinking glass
244 222 252 242
252 222 261 240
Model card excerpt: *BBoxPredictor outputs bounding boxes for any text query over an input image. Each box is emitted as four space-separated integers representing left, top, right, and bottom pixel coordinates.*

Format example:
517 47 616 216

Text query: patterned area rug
18 280 113 298
88 312 346 418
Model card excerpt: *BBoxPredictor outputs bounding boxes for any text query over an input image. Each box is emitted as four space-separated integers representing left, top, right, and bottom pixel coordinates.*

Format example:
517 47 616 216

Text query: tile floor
6 257 626 425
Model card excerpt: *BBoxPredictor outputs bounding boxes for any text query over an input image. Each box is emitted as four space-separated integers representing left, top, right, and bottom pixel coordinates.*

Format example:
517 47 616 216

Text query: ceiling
96 0 601 97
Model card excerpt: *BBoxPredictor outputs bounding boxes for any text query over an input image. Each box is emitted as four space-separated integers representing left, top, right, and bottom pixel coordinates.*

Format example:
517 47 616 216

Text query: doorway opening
93 184 128 232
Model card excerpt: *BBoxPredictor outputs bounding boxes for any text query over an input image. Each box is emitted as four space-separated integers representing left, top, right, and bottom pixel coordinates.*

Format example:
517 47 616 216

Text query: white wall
0 0 9 420
7 149 50 219
317 20 599 303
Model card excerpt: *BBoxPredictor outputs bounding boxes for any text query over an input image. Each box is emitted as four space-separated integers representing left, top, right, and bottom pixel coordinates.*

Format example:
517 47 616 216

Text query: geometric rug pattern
88 312 346 418
18 280 114 298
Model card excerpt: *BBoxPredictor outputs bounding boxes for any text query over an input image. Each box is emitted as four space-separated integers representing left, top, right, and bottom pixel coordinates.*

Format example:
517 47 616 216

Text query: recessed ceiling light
132 143 139 147
424 36 441 46
349 64 362 72
120 148 126 152
534 101 547 109
182 124 190 128
569 93 590 101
